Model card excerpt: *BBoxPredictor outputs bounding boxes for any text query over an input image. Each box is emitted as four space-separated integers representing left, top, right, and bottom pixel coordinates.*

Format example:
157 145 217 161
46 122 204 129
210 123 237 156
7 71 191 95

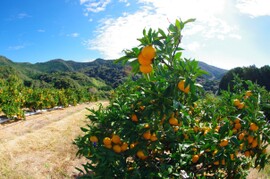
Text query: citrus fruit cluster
138 45 156 74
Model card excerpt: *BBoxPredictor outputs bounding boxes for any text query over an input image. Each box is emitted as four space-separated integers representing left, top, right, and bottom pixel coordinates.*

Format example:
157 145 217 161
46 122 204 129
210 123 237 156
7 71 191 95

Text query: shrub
75 19 270 178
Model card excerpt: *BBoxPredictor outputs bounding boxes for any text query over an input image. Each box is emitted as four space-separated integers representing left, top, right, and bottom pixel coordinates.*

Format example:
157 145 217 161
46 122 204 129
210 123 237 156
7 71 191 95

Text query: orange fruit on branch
192 154 199 163
90 136 98 143
237 102 245 109
143 130 151 140
138 53 152 65
219 139 229 147
137 150 147 160
141 45 156 60
250 123 258 131
245 90 252 97
103 137 112 146
121 142 128 152
178 80 190 94
233 99 240 107
150 133 158 141
140 65 153 74
113 145 122 153
169 117 178 126
112 134 121 144
131 114 138 122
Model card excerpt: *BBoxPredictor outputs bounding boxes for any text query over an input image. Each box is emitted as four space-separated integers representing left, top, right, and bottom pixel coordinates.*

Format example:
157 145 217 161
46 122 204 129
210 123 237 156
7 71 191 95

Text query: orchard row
0 75 98 119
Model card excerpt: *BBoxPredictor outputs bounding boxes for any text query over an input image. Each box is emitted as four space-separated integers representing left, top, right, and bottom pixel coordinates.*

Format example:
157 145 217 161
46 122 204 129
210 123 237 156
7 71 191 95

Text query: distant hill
0 55 227 92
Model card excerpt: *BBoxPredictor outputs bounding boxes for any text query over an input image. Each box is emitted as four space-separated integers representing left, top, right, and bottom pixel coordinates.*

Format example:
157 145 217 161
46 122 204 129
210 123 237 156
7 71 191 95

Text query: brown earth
0 101 109 179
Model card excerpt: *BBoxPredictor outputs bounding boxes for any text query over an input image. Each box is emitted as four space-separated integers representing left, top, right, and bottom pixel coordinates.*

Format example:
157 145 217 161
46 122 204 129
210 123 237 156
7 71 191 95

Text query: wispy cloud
37 29 46 33
8 45 26 50
119 0 130 6
17 13 31 19
80 0 111 13
6 12 31 21
236 0 270 17
68 32 80 37
83 0 241 59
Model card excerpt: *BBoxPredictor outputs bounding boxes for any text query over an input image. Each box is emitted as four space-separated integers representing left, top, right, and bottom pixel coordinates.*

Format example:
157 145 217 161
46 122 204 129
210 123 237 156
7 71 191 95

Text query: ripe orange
150 133 158 141
121 142 128 152
250 123 258 131
213 161 219 165
103 137 112 146
219 139 229 147
112 134 121 144
141 45 156 60
178 80 190 93
169 117 178 126
192 155 199 163
131 114 138 122
237 102 245 109
113 145 122 153
247 135 254 144
143 131 151 140
138 52 152 65
234 123 241 130
244 151 250 157
140 65 153 74
233 99 240 106
137 150 147 160
230 154 235 161
234 118 240 124
251 139 258 148
245 90 252 97
90 136 98 143
238 133 245 140
183 85 190 94
178 80 185 91
221 159 226 165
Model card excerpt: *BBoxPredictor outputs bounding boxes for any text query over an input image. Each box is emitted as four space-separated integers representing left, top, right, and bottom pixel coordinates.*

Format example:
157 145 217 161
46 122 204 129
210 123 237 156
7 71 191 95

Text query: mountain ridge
0 55 227 91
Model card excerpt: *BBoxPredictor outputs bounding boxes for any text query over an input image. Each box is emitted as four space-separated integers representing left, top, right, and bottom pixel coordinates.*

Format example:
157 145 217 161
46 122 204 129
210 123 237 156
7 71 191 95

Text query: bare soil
0 101 108 179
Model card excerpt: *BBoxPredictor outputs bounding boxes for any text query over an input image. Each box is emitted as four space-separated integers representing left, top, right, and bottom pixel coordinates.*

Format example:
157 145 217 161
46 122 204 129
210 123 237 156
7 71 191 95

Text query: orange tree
74 19 270 178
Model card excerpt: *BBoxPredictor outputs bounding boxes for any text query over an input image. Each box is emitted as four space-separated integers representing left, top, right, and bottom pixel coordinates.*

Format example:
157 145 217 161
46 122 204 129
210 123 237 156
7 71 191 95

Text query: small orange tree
75 19 270 178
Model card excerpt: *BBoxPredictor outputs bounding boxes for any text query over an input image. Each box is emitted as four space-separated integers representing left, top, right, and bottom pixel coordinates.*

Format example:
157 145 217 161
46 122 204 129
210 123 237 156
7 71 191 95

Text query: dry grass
0 101 108 179
247 146 270 179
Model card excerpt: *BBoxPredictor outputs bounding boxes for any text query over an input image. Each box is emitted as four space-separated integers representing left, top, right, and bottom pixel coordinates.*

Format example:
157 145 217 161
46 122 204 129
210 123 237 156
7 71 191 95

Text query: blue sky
0 0 269 69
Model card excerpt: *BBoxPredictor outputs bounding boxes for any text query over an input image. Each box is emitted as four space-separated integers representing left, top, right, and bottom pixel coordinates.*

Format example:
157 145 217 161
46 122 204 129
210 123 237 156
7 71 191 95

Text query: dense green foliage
219 65 270 91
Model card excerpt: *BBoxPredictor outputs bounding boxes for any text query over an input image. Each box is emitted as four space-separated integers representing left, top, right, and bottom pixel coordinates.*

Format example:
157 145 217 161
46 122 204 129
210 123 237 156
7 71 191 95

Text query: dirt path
0 101 109 179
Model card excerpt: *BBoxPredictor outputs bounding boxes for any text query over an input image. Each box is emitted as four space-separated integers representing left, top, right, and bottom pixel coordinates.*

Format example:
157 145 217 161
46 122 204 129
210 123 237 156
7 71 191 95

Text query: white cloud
236 0 270 17
119 0 130 6
81 0 111 13
83 0 242 59
186 42 201 52
68 33 80 37
37 29 45 33
8 45 25 50
17 13 31 19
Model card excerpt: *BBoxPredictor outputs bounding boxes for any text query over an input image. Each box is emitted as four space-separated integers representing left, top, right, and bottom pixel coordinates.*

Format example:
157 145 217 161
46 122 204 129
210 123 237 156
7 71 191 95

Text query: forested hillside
0 55 227 92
